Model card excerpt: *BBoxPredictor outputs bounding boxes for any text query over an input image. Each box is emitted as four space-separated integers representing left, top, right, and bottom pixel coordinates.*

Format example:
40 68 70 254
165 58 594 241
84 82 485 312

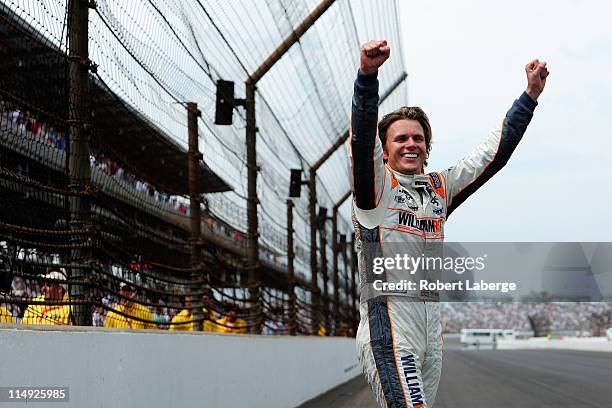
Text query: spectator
337 322 349 337
46 127 56 147
92 305 105 327
263 307 287 335
202 290 219 332
9 109 20 123
169 296 195 332
152 301 170 329
22 268 72 325
57 134 66 151
1 273 16 324
30 118 40 138
10 276 27 317
217 305 247 334
104 283 156 330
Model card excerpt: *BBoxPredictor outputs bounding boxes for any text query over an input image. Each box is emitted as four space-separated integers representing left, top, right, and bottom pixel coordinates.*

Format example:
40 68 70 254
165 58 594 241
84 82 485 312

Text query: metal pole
68 0 92 326
319 218 329 335
248 0 336 84
331 190 350 335
342 236 350 327
187 102 204 331
350 232 358 333
286 199 297 335
331 207 339 335
245 81 261 334
308 168 319 333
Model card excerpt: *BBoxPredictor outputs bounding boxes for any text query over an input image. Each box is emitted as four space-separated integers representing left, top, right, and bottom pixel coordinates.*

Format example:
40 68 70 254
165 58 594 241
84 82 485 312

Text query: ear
382 144 389 162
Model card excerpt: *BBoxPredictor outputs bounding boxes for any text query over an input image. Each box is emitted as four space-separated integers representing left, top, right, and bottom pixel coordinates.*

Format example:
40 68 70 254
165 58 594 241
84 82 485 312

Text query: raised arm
350 40 390 221
444 60 550 216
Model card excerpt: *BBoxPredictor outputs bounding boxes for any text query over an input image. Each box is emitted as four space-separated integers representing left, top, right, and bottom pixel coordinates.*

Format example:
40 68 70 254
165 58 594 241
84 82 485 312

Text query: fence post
187 102 204 331
319 217 329 335
286 199 297 335
67 0 93 326
350 233 358 333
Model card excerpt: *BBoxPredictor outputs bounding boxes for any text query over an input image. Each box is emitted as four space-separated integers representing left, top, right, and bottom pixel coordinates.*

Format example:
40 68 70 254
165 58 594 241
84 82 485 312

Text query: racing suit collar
387 166 430 189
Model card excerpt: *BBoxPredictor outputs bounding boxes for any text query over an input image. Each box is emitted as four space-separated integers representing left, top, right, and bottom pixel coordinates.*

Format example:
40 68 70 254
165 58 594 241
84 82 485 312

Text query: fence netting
1 0 361 335
1 1 610 339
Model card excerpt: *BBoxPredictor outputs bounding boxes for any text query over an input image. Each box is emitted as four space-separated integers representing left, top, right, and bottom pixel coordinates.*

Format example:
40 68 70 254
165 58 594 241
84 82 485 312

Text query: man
216 305 247 334
22 268 72 325
104 282 156 330
1 273 16 324
169 295 195 332
201 289 219 332
351 40 548 407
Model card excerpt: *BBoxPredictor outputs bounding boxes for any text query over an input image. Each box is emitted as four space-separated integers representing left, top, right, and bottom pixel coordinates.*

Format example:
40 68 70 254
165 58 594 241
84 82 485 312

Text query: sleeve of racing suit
349 70 393 228
444 92 538 218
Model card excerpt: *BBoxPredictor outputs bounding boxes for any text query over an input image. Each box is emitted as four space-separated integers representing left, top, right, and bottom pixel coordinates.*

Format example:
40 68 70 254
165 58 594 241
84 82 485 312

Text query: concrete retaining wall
0 325 360 408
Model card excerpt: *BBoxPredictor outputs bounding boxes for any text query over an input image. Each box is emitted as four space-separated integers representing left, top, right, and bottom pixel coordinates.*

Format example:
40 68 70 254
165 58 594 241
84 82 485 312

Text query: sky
397 0 612 242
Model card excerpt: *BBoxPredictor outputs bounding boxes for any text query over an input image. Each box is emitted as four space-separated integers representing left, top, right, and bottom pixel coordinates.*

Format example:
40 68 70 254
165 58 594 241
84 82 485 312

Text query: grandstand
442 302 612 337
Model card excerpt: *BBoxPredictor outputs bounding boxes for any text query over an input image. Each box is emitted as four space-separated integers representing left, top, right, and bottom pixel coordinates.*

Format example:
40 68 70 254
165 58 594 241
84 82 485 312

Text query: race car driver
350 39 548 407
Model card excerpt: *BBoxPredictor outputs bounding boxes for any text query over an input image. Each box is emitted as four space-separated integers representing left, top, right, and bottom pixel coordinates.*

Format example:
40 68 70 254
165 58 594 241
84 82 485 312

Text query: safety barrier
0 325 360 407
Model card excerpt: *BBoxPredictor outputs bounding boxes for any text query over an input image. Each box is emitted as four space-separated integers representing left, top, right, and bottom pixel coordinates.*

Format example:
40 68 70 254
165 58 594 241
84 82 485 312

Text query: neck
387 165 421 178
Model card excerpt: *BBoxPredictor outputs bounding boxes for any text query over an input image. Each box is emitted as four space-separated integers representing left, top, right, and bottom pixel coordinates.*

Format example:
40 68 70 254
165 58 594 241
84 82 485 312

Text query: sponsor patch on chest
397 212 442 233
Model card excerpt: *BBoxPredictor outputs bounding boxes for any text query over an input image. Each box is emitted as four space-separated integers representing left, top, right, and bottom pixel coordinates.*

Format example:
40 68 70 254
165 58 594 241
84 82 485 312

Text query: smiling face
383 119 427 175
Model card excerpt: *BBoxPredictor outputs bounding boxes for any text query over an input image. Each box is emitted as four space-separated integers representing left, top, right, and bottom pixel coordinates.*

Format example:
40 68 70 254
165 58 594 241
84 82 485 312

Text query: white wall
497 336 612 352
0 326 360 408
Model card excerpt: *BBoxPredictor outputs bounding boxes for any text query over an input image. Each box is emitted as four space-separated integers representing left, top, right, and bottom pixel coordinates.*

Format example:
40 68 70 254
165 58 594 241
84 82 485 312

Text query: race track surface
301 338 612 407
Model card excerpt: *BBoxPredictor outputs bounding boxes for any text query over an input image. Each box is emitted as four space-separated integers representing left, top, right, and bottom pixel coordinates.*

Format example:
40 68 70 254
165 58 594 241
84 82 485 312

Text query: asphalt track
300 337 612 407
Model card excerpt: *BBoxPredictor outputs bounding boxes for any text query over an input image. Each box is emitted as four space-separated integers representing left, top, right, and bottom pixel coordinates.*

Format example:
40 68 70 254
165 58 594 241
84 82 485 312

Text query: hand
360 40 390 75
525 59 549 102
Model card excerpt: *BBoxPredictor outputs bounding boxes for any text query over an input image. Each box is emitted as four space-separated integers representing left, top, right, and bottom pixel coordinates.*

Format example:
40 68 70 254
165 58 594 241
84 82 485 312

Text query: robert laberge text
372 279 517 293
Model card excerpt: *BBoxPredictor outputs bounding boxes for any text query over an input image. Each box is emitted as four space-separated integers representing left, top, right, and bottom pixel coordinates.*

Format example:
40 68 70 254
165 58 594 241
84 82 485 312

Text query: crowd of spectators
0 269 291 335
89 153 188 214
441 302 612 335
2 108 67 151
102 289 251 334
1 105 188 214
2 104 292 272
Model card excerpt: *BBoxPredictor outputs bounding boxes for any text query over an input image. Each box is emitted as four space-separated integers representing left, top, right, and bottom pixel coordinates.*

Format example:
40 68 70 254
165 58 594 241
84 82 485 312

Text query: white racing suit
349 71 537 407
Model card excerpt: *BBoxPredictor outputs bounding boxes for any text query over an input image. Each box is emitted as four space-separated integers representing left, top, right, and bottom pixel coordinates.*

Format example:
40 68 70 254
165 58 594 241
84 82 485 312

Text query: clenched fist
360 40 390 75
525 59 549 102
